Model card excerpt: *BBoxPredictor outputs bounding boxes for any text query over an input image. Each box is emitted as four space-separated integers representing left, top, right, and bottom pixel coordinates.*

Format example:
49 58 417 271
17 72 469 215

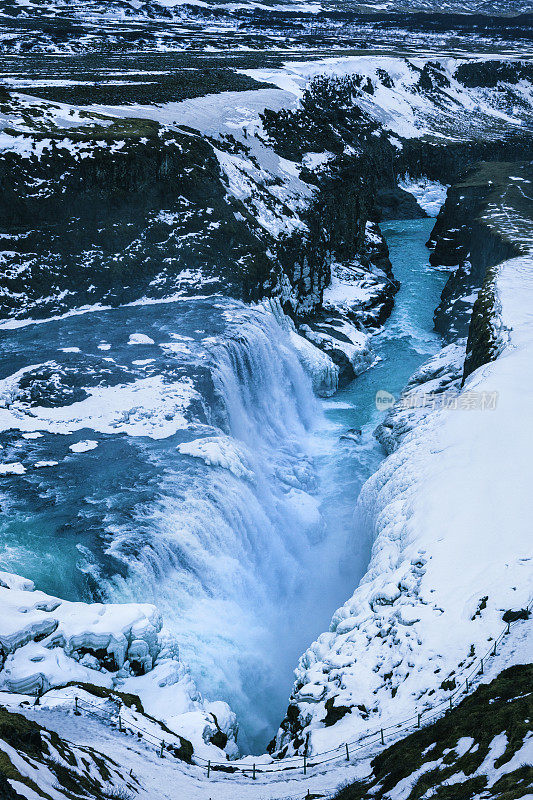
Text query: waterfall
101 302 339 753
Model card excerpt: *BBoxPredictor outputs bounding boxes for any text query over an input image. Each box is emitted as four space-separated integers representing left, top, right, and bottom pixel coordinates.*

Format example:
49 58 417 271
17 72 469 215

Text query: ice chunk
128 333 155 345
69 440 98 453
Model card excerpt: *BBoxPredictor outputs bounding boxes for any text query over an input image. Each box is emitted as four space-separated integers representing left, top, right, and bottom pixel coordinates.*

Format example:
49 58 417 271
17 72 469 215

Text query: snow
69 440 98 453
0 462 26 474
0 374 200 440
399 177 449 217
299 319 372 377
128 333 156 345
323 261 379 314
0 570 238 764
242 55 532 142
280 247 533 755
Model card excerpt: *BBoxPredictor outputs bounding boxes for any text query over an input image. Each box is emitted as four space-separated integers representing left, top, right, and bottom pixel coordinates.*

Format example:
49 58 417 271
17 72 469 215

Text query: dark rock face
0 122 278 320
2 65 532 386
454 59 533 89
398 134 533 189
428 161 532 381
324 697 352 727
502 608 530 623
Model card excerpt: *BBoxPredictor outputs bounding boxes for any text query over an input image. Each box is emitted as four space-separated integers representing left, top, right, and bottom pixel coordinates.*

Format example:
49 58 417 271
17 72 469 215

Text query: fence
10 600 532 783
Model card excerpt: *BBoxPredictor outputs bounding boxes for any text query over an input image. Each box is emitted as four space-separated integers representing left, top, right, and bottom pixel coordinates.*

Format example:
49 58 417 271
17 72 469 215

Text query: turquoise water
313 218 446 592
0 217 446 752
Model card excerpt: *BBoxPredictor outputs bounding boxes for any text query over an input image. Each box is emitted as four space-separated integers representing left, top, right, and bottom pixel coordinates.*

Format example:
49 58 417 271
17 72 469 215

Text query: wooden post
493 641 497 656
207 760 211 778
252 763 256 780
380 729 384 745
417 713 421 728
466 678 469 693
345 742 350 761
74 696 80 716
159 741 164 758
118 715 122 732
480 658 484 674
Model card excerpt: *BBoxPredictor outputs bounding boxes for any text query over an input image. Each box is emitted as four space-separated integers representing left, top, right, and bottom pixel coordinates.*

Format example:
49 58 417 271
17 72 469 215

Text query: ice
0 375 200 440
128 333 156 345
283 253 533 755
177 436 254 480
0 569 238 757
69 440 98 453
289 329 339 397
399 177 449 217
0 462 26 474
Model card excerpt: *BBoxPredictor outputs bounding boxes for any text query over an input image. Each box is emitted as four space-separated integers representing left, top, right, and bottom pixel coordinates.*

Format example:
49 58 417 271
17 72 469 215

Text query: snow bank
281 253 533 755
0 374 200 439
0 571 238 761
399 177 449 217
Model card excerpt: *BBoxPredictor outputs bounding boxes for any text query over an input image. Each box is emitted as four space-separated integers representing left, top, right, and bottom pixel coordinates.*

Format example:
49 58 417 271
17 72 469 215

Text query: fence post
480 658 484 674
345 742 350 761
380 729 384 746
253 763 256 780
303 754 307 776
465 678 469 693
118 715 122 732
74 696 80 716
159 741 164 758
417 713 421 728
207 760 211 778
449 697 453 711
493 641 497 656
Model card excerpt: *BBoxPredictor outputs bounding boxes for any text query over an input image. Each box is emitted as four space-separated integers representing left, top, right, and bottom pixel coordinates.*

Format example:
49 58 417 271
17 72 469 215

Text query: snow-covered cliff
273 169 533 757
0 570 239 764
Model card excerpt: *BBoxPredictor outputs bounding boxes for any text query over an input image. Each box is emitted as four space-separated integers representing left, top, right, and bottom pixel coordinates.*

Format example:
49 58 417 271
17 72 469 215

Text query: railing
7 600 531 783
193 600 532 779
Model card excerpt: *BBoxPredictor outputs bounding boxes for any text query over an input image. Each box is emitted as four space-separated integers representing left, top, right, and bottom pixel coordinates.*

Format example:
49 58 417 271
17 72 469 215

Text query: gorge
0 12 531 799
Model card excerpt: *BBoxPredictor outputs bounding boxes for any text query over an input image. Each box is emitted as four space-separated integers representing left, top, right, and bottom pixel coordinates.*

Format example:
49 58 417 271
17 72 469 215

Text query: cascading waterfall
87 303 347 753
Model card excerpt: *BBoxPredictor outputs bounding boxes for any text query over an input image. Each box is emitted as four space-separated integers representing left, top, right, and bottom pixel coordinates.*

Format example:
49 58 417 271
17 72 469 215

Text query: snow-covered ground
2 609 529 799
0 570 240 764
276 243 533 757
240 55 533 141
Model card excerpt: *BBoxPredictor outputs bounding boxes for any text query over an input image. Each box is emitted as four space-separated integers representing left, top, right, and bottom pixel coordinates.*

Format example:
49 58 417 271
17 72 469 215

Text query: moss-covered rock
334 664 533 800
